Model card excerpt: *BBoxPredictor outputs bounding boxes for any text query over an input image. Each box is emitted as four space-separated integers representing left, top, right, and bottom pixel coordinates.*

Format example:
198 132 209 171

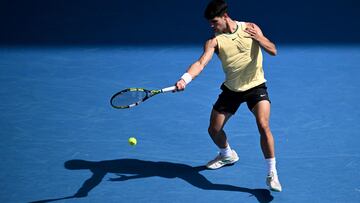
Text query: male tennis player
175 0 282 192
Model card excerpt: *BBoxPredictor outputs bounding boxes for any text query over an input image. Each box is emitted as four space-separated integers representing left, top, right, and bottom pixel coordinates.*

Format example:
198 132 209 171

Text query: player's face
209 16 226 33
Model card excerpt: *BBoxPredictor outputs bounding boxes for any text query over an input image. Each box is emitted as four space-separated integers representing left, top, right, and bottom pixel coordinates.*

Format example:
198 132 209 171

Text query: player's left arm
244 22 277 56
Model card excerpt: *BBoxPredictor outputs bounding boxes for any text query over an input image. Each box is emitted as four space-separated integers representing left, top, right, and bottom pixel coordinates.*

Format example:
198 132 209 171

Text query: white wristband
181 73 192 84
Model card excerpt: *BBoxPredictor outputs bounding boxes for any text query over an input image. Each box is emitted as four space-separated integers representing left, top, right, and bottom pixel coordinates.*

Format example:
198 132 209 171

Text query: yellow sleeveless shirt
215 21 266 92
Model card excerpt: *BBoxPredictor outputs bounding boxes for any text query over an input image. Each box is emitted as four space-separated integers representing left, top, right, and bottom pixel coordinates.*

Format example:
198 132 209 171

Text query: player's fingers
175 83 181 91
244 30 253 36
245 29 256 35
175 81 186 91
244 32 254 38
179 83 186 91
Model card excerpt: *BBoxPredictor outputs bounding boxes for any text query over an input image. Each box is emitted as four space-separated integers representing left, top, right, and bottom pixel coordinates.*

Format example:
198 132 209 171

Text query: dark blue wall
1 0 359 45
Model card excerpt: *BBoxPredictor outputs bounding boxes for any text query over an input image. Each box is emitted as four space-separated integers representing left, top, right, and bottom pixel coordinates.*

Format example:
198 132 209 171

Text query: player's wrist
180 72 192 84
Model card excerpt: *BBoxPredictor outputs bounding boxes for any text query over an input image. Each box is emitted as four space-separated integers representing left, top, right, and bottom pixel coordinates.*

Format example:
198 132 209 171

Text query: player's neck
225 19 237 34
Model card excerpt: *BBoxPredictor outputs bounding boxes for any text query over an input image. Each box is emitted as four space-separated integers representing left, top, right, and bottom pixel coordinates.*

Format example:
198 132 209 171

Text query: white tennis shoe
266 171 282 192
206 149 239 169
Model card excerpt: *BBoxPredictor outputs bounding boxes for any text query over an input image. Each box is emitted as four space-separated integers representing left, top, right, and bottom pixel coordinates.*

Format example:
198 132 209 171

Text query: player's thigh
209 108 232 132
252 100 271 127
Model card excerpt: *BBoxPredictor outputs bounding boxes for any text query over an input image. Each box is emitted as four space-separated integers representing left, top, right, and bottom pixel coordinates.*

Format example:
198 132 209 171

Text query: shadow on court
30 159 273 203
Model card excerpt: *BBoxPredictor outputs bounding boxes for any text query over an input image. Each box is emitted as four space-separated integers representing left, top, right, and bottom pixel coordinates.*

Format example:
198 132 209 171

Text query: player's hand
244 23 264 41
175 79 186 91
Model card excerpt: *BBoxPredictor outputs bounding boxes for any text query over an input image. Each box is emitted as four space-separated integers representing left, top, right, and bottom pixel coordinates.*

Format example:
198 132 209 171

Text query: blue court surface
0 45 359 203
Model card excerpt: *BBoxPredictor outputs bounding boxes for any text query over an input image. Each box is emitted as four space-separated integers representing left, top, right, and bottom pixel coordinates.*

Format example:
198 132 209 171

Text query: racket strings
111 90 147 108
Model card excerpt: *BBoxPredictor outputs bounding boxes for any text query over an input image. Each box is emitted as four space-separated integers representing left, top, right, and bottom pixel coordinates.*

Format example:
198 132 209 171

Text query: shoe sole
206 156 239 170
269 187 282 192
267 180 282 192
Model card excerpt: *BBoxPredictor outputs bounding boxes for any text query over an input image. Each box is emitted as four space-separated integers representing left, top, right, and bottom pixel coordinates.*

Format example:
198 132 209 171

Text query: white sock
266 157 277 175
220 145 232 157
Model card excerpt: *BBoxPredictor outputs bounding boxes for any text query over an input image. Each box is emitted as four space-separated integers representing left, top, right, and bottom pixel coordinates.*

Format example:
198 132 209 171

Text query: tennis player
175 0 282 192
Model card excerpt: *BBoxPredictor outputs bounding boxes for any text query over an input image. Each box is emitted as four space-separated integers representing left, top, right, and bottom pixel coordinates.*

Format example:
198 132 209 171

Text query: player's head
204 0 228 20
204 0 229 33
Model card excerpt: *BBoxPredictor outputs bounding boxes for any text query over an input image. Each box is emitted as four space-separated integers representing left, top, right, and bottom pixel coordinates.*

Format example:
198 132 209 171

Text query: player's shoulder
245 22 260 29
204 36 218 48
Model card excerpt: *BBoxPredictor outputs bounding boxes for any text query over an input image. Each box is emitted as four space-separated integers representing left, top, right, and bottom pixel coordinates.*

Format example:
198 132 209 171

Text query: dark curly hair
204 0 228 20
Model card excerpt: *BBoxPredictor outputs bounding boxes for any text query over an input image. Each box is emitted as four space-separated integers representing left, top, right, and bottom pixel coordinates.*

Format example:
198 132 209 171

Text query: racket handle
161 86 177 93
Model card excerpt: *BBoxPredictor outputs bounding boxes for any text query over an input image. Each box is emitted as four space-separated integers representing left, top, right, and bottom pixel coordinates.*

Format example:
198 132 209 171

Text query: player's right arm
176 38 217 91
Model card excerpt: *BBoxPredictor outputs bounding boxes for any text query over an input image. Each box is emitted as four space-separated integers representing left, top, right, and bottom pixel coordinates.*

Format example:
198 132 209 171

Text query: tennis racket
110 86 177 109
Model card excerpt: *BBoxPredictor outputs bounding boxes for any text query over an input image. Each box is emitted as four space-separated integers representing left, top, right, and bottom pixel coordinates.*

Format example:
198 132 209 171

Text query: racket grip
161 86 177 93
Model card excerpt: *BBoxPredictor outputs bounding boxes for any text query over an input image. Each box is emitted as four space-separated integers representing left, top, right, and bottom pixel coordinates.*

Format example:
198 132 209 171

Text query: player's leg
252 100 282 192
251 100 274 159
206 84 241 169
206 109 239 169
208 109 232 149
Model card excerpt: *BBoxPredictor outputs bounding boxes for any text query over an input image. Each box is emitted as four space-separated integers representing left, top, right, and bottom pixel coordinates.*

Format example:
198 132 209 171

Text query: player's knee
257 118 270 132
208 126 221 136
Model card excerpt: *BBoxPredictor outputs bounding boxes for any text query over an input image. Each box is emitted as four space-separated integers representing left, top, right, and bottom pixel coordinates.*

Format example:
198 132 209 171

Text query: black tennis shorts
213 83 271 114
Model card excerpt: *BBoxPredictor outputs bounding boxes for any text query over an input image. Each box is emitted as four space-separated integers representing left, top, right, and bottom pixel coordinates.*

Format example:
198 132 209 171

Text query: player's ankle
220 145 232 157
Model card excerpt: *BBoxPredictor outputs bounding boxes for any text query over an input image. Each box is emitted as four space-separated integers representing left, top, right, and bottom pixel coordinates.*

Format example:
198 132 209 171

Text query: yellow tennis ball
128 137 137 146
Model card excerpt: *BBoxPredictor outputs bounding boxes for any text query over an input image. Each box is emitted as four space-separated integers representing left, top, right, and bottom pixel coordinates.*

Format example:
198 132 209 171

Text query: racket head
110 88 150 109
